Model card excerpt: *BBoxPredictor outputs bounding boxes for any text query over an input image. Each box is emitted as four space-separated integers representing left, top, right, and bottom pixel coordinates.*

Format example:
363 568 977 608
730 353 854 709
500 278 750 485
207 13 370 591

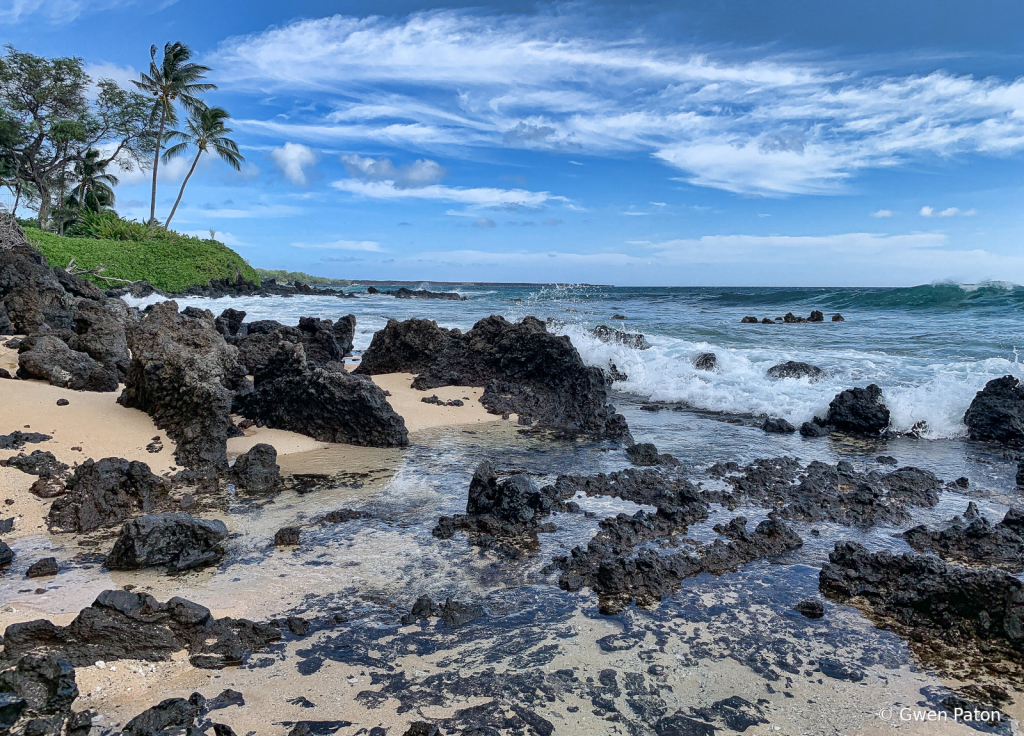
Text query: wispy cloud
920 205 977 217
332 179 566 209
212 10 1024 196
871 209 894 218
341 155 447 188
292 239 383 251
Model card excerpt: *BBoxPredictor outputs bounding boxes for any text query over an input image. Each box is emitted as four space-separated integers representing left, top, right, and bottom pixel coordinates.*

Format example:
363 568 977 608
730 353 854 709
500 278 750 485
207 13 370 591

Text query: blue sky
4 0 1024 286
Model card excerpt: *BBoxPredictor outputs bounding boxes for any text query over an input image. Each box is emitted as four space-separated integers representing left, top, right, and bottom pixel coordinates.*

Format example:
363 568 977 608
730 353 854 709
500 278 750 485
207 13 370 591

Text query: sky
3 0 1024 286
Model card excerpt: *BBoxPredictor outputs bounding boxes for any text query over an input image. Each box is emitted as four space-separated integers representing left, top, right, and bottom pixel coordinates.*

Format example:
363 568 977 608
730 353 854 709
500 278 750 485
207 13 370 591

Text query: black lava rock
793 599 824 618
231 443 281 494
766 361 825 382
275 526 301 546
963 375 1024 446
589 325 650 350
17 335 119 392
25 558 58 578
692 352 718 372
825 384 890 435
353 318 457 376
762 417 796 434
104 512 229 572
47 457 170 533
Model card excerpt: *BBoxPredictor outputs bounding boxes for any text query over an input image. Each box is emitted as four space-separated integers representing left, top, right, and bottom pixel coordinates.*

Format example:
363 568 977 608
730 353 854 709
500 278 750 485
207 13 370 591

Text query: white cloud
212 10 1024 196
871 209 894 218
920 206 935 217
85 62 138 91
473 217 496 228
270 143 318 186
938 207 977 217
332 179 566 209
292 239 383 251
341 155 446 188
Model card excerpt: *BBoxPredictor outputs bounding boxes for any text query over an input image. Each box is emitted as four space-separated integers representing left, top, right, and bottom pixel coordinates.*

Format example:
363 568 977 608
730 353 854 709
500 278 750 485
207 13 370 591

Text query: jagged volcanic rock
231 443 281 494
963 375 1024 446
104 512 229 572
2 590 281 669
47 457 171 533
766 361 825 381
16 334 119 391
589 325 651 350
824 384 890 435
353 318 456 376
903 503 1024 572
119 301 247 470
238 342 408 447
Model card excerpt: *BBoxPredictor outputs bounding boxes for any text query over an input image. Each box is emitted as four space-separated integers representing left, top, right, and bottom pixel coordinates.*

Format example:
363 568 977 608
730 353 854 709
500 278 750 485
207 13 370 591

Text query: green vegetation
255 268 351 286
26 225 259 293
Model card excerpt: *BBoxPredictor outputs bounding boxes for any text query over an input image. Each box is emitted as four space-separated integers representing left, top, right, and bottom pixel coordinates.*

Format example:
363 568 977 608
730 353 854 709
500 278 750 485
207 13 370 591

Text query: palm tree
132 42 215 228
69 149 118 213
162 106 243 229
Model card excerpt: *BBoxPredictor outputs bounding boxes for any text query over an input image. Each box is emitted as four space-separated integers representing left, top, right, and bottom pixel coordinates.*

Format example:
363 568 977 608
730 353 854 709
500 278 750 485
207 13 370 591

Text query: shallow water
9 283 1024 734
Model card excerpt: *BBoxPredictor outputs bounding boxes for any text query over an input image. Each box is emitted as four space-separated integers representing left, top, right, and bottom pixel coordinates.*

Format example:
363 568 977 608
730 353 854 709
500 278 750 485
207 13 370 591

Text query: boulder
963 375 1024 446
296 316 349 366
0 221 77 333
215 308 247 338
766 361 825 382
740 316 758 324
1 590 281 669
783 312 806 324
625 442 680 467
105 512 229 572
67 297 134 377
799 421 829 437
903 504 1024 572
433 460 569 546
231 315 355 374
825 384 890 435
238 343 408 447
353 318 456 375
794 599 824 618
47 457 170 533
692 352 718 372
231 443 280 494
123 697 200 736
589 325 651 350
0 652 84 736
17 335 119 391
332 314 356 357
26 557 59 578
0 540 12 567
762 417 796 434
119 301 247 471
275 527 300 546
808 310 824 322
831 313 845 322
761 317 773 324
412 316 630 440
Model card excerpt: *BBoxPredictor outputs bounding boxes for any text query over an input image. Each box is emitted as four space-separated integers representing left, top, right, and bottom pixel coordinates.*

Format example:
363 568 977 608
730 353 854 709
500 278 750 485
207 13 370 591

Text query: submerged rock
963 375 1024 446
25 557 59 578
903 504 1024 572
794 599 824 619
825 384 890 436
119 301 247 471
371 286 465 301
762 417 796 434
625 442 680 467
433 461 571 547
706 457 942 529
692 352 718 372
1 590 281 669
766 361 825 382
47 457 170 533
819 542 1024 669
589 325 651 350
239 342 408 447
231 443 281 494
412 316 630 440
17 334 119 391
352 317 457 375
104 512 229 572
554 516 801 614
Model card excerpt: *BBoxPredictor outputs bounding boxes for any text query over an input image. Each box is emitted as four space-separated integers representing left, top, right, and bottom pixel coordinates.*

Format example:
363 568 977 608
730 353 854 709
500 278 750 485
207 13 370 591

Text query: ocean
128 280 1024 441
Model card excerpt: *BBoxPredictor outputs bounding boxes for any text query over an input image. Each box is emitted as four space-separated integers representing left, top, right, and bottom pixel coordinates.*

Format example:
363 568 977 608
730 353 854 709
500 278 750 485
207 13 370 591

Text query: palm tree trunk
149 108 167 230
164 150 202 229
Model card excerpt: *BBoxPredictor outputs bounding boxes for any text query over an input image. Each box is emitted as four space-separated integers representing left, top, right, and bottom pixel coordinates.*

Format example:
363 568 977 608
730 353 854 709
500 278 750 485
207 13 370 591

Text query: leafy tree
0 46 152 229
162 106 242 228
132 42 215 228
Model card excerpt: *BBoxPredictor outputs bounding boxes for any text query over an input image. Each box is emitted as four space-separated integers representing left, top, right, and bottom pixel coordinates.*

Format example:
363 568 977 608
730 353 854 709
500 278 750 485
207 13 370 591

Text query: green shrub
26 228 260 293
254 268 351 286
